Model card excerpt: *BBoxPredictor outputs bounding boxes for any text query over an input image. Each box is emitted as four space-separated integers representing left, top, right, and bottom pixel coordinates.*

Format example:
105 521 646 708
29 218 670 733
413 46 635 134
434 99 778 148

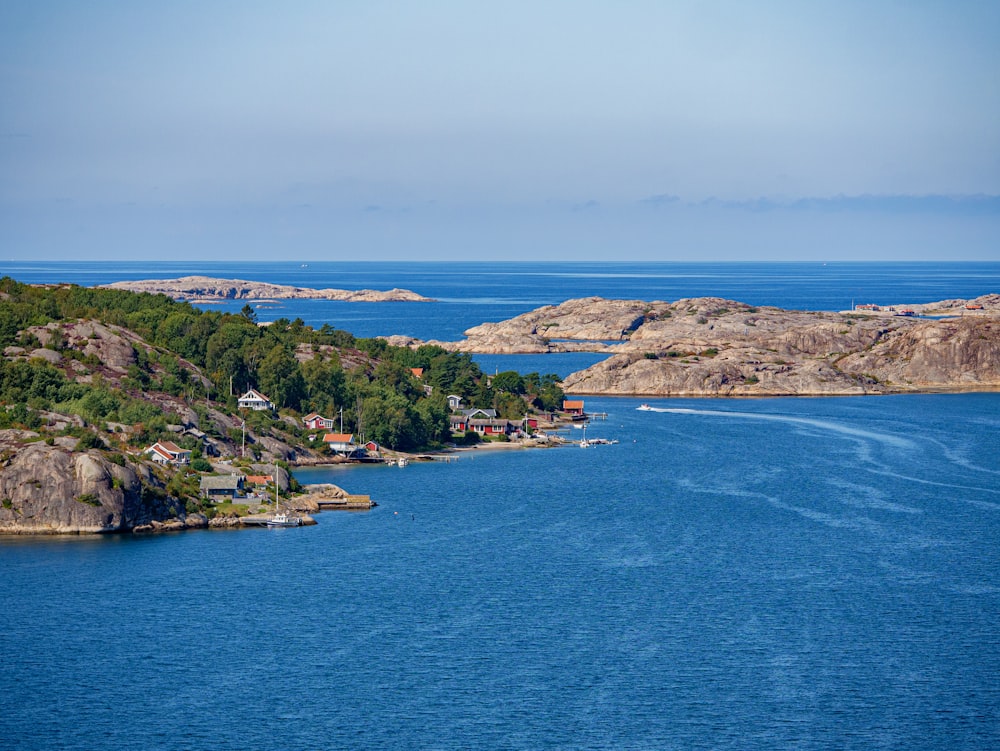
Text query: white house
323 432 357 456
238 388 274 411
144 440 192 466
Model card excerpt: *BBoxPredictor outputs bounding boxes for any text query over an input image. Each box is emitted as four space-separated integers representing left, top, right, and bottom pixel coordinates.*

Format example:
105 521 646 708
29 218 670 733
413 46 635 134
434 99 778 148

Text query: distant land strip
99 276 434 302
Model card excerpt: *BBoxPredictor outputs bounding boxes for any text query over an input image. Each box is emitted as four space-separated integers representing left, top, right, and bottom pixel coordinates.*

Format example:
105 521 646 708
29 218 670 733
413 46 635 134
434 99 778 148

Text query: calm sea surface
2 263 999 749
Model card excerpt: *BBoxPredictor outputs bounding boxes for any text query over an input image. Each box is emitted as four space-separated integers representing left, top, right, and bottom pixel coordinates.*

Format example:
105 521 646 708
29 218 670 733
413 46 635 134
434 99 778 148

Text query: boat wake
659 407 916 449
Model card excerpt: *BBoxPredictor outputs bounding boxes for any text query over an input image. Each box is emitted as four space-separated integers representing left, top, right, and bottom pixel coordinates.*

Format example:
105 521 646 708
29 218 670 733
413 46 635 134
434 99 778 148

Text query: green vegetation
0 276 563 459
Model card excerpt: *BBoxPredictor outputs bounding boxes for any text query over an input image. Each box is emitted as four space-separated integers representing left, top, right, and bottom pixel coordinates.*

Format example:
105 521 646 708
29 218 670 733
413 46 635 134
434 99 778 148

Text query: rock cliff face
0 433 202 534
436 294 1000 396
100 276 433 302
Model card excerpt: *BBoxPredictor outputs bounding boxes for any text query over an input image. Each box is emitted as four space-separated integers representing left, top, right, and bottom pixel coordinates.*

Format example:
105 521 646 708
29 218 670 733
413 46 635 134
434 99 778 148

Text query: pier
315 494 377 510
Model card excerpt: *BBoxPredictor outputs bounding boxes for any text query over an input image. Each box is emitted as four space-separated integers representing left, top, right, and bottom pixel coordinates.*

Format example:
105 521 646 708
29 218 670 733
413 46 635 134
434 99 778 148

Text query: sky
1 0 998 262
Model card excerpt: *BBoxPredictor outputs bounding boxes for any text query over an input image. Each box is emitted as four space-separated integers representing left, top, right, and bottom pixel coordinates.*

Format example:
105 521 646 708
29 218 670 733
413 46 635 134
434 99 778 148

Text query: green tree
491 370 525 395
258 344 306 410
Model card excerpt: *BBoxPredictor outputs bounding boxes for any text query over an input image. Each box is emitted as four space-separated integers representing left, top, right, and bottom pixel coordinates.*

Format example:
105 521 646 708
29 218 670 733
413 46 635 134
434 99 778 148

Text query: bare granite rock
25 320 139 372
0 435 197 534
99 276 434 302
428 294 1000 396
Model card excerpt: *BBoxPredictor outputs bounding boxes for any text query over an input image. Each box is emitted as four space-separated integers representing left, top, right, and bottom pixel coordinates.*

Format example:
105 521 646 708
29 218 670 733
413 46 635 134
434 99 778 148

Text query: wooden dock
316 494 377 510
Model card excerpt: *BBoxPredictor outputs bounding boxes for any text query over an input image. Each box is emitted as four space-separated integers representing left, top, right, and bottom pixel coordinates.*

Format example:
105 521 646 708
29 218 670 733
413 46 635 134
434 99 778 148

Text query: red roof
322 433 354 443
563 400 584 410
149 445 173 461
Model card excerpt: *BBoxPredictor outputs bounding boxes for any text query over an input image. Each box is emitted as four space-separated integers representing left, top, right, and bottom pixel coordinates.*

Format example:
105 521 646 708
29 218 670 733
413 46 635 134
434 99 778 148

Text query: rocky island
0 278 550 534
100 275 434 302
412 294 1000 396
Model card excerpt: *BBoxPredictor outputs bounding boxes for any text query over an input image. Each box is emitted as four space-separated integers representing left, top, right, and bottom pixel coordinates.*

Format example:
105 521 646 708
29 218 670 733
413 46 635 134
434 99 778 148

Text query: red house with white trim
303 412 335 431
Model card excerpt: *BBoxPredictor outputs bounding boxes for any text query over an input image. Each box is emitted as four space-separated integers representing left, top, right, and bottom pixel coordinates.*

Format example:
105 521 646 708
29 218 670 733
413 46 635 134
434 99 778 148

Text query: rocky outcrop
6 320 143 373
559 302 1000 396
100 276 434 302
426 294 1000 396
457 297 660 353
0 433 200 534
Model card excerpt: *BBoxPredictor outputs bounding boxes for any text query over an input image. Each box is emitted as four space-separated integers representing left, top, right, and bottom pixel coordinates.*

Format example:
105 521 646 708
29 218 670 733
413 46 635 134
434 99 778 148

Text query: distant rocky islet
99 275 434 303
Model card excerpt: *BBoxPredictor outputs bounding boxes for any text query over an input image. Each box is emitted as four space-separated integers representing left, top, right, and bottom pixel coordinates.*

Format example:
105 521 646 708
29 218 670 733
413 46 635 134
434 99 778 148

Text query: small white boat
266 512 301 528
637 404 654 411
266 465 301 528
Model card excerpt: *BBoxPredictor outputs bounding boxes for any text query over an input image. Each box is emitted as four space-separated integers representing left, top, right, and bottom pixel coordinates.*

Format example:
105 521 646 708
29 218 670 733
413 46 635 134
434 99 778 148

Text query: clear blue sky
1 1 998 261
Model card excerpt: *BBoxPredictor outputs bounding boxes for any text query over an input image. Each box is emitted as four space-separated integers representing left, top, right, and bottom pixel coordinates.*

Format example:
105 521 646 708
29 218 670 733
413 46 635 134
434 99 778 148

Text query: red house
303 412 335 430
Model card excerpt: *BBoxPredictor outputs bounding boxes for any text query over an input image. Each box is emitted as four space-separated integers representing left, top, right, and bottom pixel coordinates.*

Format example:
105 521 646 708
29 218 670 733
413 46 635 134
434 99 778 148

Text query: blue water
2 263 1000 749
3 260 999 341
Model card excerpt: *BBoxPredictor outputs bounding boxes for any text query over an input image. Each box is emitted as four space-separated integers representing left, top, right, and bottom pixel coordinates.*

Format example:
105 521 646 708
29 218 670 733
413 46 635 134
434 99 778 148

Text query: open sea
2 262 999 749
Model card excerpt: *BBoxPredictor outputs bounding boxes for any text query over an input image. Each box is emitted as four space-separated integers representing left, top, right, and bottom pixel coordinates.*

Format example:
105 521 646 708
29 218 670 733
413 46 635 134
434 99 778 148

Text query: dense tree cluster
0 278 563 451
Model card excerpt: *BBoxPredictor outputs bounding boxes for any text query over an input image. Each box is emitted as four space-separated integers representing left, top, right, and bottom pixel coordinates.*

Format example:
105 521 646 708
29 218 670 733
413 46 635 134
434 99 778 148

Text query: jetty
315 494 377 510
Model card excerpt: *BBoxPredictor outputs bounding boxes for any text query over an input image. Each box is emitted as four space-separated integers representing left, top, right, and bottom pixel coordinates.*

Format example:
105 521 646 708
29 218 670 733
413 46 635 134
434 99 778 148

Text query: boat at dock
266 466 302 527
266 512 301 528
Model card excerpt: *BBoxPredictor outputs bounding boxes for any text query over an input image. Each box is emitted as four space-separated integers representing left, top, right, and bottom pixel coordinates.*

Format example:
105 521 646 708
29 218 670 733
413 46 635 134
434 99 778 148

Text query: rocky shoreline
99 275 434 303
389 293 1000 396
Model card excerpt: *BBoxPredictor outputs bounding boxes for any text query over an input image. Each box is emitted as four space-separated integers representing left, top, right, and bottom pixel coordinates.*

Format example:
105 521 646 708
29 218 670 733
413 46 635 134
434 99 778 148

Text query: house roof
246 475 273 485
199 475 244 490
410 368 424 378
322 433 355 443
563 400 585 410
147 445 173 461
461 407 497 418
158 440 187 454
303 412 320 421
239 388 271 402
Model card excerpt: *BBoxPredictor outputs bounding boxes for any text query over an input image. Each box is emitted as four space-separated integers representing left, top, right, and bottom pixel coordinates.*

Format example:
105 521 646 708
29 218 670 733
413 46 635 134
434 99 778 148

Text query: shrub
75 432 107 451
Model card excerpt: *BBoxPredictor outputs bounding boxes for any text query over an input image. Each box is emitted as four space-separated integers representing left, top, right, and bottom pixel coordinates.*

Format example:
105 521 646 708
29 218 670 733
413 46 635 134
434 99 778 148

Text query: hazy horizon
2 2 998 262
